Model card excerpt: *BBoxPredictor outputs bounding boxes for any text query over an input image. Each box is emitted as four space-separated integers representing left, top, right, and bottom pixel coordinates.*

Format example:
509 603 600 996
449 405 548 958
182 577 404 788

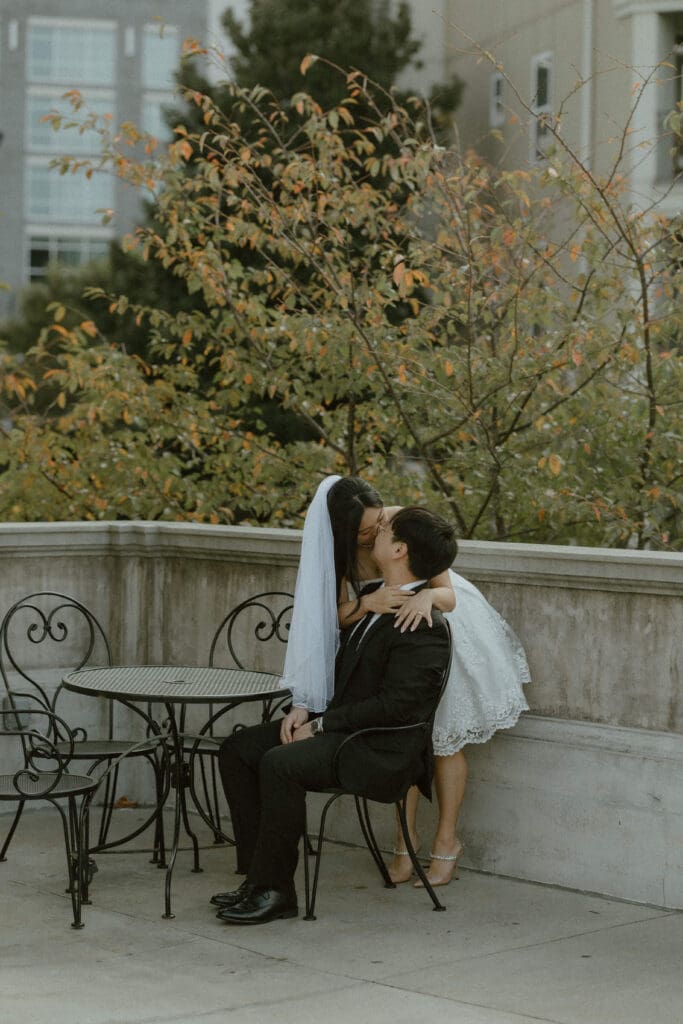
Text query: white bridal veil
280 475 341 712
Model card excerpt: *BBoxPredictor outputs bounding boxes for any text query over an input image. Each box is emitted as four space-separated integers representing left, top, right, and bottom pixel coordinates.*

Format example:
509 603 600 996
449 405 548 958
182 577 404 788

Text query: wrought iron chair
0 592 165 863
0 706 98 928
302 621 453 920
184 592 294 845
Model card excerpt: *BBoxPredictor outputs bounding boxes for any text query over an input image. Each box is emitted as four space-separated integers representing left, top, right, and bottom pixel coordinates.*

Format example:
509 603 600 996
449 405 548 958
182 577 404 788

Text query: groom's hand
292 722 314 742
280 706 309 744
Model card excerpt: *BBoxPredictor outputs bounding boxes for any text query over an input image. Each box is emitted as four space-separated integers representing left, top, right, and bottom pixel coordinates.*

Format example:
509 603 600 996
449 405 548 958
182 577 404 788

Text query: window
142 24 179 90
27 20 117 85
26 160 114 223
26 90 115 153
674 39 683 174
530 52 553 162
489 71 505 128
26 235 110 281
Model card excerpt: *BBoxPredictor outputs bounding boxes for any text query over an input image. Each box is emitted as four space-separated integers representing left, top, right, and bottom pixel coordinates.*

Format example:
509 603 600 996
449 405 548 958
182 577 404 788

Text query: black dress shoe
216 886 298 925
210 880 254 908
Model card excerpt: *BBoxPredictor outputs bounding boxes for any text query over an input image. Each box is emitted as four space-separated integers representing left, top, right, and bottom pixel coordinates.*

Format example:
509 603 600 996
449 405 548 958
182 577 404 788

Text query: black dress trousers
218 720 343 890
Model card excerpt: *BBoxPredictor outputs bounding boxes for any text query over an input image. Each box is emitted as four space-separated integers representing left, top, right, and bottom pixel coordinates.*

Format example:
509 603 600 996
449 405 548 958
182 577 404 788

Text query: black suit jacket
320 587 450 803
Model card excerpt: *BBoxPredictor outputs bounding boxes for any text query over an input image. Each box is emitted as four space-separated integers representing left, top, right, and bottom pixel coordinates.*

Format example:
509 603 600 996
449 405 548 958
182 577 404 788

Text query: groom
215 505 457 924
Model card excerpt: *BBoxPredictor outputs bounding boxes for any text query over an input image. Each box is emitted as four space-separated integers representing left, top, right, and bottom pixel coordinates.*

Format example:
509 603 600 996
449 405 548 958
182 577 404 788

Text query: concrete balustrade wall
0 522 681 907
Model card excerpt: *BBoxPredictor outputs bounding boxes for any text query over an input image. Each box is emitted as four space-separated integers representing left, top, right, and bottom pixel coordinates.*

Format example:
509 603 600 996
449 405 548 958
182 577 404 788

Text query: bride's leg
387 785 420 884
415 750 467 887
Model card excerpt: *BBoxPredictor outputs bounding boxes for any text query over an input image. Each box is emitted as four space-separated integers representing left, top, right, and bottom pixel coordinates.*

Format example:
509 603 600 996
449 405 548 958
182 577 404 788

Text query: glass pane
536 65 549 108
30 246 51 268
27 24 116 84
28 29 53 78
26 164 114 222
27 93 115 153
89 240 109 259
28 235 110 277
141 97 173 141
142 26 179 90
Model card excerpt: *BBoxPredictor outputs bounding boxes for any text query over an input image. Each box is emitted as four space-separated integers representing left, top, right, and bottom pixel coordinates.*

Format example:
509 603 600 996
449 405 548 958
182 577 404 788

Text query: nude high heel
387 838 422 884
413 842 463 888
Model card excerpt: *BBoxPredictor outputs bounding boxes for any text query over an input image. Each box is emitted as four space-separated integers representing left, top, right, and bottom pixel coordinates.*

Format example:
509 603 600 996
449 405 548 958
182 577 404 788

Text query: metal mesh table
64 666 283 704
63 665 288 918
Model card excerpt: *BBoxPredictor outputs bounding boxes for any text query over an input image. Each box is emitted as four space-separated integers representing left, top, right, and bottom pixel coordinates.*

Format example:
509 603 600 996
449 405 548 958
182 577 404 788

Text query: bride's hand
394 590 433 632
363 586 409 615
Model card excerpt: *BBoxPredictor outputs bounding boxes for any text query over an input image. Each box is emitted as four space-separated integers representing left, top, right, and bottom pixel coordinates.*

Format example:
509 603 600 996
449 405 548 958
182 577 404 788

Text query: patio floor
2 807 682 1024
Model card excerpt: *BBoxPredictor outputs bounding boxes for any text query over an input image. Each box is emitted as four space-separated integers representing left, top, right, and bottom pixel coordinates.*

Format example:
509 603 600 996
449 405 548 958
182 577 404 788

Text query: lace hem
432 696 529 756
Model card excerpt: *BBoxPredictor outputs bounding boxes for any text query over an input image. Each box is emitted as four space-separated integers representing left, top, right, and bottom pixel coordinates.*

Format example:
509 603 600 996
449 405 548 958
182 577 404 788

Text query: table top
63 665 287 704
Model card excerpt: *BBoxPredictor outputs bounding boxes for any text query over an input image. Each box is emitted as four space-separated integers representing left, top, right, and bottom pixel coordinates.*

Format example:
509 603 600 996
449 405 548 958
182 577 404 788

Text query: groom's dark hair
390 507 458 580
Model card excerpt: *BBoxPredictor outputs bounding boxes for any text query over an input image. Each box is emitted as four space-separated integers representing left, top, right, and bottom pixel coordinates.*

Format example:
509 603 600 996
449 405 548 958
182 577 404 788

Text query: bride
281 475 530 887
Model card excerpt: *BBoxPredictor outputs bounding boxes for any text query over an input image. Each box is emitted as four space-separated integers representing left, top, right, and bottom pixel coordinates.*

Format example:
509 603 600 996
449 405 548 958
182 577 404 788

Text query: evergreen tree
223 0 421 108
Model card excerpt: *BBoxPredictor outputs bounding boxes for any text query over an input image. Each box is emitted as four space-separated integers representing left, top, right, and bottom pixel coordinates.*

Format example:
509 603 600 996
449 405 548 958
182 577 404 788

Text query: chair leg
396 798 446 912
356 797 395 889
178 766 202 873
55 797 85 929
304 793 342 921
208 759 224 843
186 752 234 847
151 753 168 867
81 802 93 905
302 804 311 915
0 801 25 861
196 754 224 844
95 761 118 848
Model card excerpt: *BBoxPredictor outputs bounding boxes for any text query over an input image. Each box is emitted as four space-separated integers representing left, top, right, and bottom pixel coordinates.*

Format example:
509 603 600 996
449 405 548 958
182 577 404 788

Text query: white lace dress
432 570 530 755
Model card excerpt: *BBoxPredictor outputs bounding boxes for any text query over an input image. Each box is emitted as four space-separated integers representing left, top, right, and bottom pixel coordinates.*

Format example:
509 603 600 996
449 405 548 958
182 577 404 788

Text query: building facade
446 0 683 215
0 0 212 318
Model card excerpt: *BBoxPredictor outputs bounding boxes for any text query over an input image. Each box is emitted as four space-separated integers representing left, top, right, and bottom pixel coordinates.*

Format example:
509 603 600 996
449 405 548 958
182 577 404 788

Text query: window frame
489 70 505 128
530 51 554 163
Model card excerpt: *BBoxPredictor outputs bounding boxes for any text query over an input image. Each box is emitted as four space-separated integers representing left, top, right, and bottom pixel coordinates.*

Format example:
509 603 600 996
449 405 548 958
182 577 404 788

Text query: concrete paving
1 807 682 1024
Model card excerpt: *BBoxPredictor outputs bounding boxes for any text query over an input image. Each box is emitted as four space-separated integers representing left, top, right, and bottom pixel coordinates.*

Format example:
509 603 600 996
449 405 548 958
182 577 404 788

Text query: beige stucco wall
447 0 632 171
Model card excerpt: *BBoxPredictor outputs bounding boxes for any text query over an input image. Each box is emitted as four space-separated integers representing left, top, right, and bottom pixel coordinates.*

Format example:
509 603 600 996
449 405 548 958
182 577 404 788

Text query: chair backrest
427 618 453 735
0 592 112 737
209 591 294 674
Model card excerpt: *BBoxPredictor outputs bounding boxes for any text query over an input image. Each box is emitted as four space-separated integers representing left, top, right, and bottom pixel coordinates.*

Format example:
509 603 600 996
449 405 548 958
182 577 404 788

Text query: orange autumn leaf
300 54 318 75
548 454 562 476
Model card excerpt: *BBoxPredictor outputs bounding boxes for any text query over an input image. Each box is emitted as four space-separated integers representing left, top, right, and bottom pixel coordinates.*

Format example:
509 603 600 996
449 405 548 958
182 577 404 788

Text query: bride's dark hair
327 476 383 601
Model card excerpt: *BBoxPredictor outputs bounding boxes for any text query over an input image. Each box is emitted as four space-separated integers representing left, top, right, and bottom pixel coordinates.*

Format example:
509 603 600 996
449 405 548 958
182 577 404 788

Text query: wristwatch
310 717 324 736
